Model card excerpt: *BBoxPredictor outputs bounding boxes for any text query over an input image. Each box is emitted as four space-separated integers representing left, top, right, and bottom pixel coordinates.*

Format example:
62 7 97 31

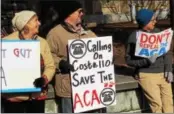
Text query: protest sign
1 40 41 93
135 28 173 58
68 36 116 113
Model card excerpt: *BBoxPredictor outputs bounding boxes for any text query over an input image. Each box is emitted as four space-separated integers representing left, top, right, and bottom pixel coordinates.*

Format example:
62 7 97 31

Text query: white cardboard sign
68 36 116 113
135 28 173 58
1 40 41 93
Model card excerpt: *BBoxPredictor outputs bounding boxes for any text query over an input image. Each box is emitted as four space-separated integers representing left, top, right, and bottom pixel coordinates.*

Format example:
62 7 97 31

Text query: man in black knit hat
46 1 106 113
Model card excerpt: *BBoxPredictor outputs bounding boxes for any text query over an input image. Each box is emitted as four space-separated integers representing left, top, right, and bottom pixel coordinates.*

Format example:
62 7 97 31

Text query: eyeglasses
78 9 84 14
150 18 156 23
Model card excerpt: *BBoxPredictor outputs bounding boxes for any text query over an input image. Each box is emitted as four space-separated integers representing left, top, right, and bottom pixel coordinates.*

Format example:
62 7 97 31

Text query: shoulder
47 24 63 35
3 31 19 40
37 36 48 46
37 36 47 42
46 24 64 40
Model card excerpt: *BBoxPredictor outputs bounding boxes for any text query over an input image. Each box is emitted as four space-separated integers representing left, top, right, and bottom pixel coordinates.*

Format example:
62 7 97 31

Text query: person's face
69 8 84 27
143 15 157 31
26 15 41 35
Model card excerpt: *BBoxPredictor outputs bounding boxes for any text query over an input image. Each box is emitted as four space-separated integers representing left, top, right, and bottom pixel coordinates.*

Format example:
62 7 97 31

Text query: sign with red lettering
135 28 173 58
68 36 116 113
1 40 41 93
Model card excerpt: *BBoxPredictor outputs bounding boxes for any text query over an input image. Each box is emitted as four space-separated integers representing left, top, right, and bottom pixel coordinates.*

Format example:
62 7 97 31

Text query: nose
80 11 84 17
154 20 157 23
38 20 41 26
153 20 157 25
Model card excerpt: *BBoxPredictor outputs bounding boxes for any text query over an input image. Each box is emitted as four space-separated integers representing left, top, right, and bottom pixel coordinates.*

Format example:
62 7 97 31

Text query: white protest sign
135 28 173 58
1 40 41 93
68 36 116 113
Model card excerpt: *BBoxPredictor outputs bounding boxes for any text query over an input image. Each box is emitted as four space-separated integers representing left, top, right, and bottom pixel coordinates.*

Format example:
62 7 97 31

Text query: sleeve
42 40 56 82
125 43 151 68
164 38 173 72
46 32 65 71
125 32 151 68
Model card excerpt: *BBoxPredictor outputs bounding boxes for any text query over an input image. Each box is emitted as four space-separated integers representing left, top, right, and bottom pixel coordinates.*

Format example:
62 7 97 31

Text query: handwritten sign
135 28 173 58
68 36 116 113
1 40 41 93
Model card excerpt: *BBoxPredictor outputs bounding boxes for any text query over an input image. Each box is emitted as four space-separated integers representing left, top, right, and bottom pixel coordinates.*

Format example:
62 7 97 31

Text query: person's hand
59 60 75 74
147 54 158 64
164 72 173 83
33 77 47 88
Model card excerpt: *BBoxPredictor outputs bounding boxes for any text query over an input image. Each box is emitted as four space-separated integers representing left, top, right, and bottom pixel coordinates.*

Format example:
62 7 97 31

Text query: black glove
33 77 46 88
59 60 74 74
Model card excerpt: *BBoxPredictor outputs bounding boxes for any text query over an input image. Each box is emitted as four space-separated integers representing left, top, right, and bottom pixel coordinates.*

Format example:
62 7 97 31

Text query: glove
164 72 174 83
59 60 74 74
147 54 158 64
33 77 46 88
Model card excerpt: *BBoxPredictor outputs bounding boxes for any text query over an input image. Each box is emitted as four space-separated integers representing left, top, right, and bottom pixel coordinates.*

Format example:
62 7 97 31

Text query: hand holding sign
59 59 75 74
33 77 47 88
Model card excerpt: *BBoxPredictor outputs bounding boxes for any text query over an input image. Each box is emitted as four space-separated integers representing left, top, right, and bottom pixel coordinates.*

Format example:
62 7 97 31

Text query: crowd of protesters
1 1 174 113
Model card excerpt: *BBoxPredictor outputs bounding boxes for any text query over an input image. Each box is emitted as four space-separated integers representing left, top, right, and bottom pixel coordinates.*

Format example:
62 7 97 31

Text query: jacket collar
61 22 88 35
18 32 38 40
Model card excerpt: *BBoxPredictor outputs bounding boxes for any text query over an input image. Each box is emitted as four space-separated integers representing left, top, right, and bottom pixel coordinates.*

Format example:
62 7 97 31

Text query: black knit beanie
57 1 82 21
